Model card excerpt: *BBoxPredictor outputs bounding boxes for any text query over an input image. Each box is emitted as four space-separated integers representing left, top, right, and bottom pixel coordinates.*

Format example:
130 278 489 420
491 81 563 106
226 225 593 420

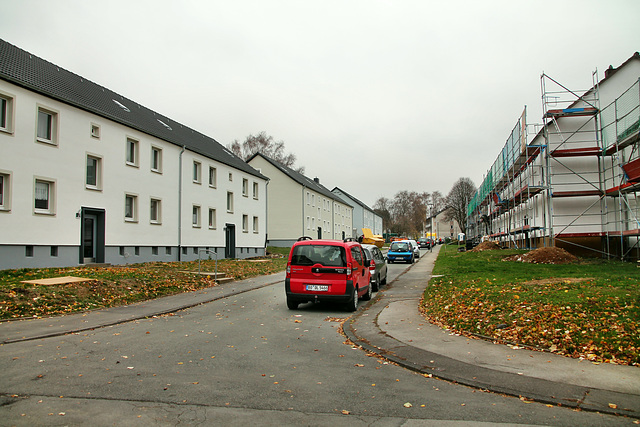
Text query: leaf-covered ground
420 246 640 365
0 252 288 320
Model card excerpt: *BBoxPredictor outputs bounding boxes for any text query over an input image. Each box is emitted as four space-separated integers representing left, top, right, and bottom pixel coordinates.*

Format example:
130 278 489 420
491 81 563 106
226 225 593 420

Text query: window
152 246 158 255
253 216 259 233
208 208 216 229
209 166 217 187
0 172 10 210
150 198 161 224
0 92 14 133
242 214 249 233
166 247 172 255
242 178 248 197
86 155 102 190
192 205 201 227
34 178 55 214
228 172 233 182
125 194 138 221
91 124 100 139
151 147 162 173
36 107 57 145
226 191 234 213
51 246 58 257
193 161 201 183
252 182 259 199
126 137 139 166
25 246 34 257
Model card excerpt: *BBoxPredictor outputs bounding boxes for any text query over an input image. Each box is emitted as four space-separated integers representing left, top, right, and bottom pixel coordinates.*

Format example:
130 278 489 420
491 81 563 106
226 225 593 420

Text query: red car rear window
291 245 347 267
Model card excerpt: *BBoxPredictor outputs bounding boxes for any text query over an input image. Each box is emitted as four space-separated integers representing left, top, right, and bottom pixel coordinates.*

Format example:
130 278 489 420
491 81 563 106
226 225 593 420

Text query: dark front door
83 215 96 261
80 208 105 264
225 224 236 259
317 227 322 239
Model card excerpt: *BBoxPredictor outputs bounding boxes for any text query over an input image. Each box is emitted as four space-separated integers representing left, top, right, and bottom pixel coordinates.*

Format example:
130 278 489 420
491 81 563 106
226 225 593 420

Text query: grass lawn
0 247 290 321
421 245 640 365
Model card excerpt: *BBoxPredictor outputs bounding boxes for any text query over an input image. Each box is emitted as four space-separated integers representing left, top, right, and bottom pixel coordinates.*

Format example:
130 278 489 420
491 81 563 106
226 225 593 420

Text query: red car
285 237 372 311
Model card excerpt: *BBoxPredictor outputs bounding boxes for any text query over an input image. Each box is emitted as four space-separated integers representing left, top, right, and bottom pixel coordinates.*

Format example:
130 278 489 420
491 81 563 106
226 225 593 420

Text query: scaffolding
466 69 640 261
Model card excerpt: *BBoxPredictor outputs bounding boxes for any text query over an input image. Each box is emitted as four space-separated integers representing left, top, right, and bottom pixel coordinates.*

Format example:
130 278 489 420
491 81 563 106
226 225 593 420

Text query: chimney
314 177 320 184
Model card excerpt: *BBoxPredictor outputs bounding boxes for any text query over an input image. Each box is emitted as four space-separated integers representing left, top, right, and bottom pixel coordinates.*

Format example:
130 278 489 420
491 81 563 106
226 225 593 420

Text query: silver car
407 239 420 258
361 244 388 292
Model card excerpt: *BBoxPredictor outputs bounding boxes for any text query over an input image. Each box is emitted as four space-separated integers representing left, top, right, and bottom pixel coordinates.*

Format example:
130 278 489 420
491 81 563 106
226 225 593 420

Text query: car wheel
362 283 372 301
372 277 379 292
346 287 358 312
286 298 299 310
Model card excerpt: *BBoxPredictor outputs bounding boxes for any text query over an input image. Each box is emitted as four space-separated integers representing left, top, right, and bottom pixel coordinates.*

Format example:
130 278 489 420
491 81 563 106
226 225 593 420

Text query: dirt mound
470 241 501 252
503 247 578 265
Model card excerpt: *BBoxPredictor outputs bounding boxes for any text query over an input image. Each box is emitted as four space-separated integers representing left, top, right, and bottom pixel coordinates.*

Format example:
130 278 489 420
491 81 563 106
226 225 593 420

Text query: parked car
417 238 431 249
386 240 414 264
361 244 388 292
407 239 420 258
285 237 372 312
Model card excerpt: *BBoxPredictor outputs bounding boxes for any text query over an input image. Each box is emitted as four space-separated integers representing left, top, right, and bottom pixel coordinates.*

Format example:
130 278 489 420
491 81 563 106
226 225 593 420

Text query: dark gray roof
331 186 373 211
0 39 266 180
247 153 352 207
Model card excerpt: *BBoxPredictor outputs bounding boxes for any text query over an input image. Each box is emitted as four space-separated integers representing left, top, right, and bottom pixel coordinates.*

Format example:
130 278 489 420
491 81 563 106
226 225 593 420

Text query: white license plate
306 284 329 291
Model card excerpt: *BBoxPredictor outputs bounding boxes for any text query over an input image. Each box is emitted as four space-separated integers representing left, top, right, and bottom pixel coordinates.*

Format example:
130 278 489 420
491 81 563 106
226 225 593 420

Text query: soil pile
470 241 501 252
503 247 578 264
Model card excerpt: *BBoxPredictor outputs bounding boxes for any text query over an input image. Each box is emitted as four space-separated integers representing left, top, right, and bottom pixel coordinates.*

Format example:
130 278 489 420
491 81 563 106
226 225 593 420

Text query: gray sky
2 0 639 207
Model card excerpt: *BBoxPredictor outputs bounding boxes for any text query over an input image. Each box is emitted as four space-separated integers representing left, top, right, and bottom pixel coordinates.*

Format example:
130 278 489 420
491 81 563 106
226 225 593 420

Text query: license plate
306 284 329 291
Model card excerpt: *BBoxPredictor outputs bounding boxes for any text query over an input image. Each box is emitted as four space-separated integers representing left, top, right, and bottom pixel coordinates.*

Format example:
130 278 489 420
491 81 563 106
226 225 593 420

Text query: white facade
248 154 353 246
331 187 383 237
0 44 267 269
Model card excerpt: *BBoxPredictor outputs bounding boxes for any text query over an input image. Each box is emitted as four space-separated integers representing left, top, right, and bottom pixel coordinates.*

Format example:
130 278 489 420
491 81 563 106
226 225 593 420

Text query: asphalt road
0 250 628 425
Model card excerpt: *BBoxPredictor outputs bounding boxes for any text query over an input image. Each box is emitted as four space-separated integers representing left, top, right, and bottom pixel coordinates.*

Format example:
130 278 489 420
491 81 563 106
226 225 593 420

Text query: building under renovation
466 53 640 260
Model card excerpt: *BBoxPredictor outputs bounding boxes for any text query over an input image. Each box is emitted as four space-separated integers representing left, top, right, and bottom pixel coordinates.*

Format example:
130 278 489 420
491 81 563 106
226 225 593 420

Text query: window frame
226 191 234 213
36 105 58 146
85 154 103 190
125 137 139 167
252 182 259 200
242 214 249 233
193 160 202 184
90 123 100 139
0 91 15 134
208 166 217 188
192 204 201 228
208 208 217 229
124 193 138 222
151 146 163 173
252 216 259 234
242 178 249 197
34 177 56 215
150 197 162 224
0 171 11 211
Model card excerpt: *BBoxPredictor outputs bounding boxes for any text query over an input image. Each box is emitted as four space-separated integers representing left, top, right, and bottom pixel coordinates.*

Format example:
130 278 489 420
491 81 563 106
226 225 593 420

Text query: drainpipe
178 145 186 261
264 179 270 250
302 185 306 238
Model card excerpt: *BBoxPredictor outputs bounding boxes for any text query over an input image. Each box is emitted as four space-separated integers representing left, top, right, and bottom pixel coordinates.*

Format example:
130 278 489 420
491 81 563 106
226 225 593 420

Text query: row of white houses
0 39 379 270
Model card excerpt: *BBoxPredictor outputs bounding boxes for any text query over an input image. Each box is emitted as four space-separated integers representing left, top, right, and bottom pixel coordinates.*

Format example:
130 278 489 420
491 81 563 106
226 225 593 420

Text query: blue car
386 240 414 264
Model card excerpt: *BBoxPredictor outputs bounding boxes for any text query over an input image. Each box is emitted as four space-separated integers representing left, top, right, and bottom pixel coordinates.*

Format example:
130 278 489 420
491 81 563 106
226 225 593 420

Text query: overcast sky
2 0 639 207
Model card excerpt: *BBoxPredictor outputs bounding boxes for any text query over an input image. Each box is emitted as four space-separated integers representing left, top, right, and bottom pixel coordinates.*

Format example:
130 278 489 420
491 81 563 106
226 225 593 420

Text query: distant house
331 187 383 236
247 153 353 246
0 39 268 269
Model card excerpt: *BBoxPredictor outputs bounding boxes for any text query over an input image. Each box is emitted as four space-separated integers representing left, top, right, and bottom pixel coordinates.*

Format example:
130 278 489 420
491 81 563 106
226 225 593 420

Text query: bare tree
389 191 430 237
430 191 445 213
372 197 392 232
228 131 304 173
445 177 476 235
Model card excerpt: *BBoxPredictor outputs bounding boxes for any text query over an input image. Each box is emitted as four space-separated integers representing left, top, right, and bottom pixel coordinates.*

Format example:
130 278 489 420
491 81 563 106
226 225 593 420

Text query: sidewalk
0 272 285 344
344 245 640 418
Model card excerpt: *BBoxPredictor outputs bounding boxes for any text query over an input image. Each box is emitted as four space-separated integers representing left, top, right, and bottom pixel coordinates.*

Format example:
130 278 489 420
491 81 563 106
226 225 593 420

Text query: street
0 250 629 425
